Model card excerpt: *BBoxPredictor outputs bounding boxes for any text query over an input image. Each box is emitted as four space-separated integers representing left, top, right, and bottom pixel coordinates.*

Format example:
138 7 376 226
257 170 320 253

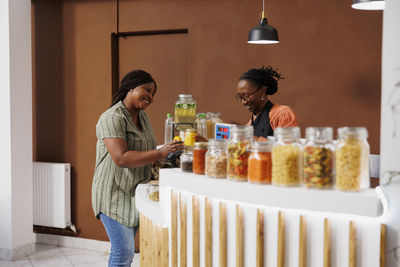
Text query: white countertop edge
135 184 164 226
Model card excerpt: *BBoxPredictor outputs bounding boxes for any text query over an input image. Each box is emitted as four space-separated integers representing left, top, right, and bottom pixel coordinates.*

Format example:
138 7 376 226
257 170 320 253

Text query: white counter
159 168 381 217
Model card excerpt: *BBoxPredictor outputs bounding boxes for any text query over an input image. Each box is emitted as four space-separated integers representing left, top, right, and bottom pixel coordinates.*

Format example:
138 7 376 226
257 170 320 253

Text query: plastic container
164 113 174 144
227 125 254 181
206 112 222 139
272 127 303 186
193 142 208 175
205 139 228 178
335 127 370 191
303 127 334 189
174 94 196 130
248 141 273 184
180 153 193 173
196 113 208 139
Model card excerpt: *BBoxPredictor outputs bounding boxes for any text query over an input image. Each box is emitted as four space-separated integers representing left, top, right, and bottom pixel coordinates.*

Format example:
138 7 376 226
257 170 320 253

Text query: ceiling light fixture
352 0 385 10
248 0 279 44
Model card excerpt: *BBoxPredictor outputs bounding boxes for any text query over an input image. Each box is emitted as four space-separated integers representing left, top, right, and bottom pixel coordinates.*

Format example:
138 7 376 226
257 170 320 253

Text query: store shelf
159 168 382 217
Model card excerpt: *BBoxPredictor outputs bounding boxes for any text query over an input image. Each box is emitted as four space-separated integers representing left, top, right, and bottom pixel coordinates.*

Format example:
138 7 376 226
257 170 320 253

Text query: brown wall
32 0 382 240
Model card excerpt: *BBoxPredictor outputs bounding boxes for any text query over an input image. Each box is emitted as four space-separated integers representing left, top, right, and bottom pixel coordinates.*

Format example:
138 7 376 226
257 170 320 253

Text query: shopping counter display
136 168 399 267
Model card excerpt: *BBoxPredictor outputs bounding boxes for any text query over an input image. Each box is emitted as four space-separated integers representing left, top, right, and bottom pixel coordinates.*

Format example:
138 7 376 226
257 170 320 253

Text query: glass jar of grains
335 127 370 191
180 152 193 173
248 141 273 184
227 125 254 181
193 142 208 175
272 127 303 186
303 127 334 189
205 139 228 178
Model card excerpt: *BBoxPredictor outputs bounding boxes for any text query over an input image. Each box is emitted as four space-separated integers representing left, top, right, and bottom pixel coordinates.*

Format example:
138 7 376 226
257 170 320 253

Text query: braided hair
239 66 283 95
111 70 157 107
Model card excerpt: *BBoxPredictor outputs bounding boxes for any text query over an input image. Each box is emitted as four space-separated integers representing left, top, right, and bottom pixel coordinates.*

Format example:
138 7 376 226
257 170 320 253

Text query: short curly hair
238 66 283 95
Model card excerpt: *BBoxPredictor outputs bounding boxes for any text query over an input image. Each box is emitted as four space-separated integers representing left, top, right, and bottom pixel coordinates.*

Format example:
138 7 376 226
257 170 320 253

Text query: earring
261 95 264 101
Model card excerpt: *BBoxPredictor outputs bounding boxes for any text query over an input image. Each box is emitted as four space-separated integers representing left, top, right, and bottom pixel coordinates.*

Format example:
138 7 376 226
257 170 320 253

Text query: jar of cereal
272 127 303 186
248 141 273 184
336 127 369 191
205 139 227 178
303 127 334 189
227 125 254 181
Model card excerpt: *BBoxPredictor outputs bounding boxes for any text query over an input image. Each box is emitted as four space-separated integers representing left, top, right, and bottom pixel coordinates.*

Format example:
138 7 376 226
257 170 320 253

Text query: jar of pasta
227 125 254 181
193 142 208 175
248 141 273 184
272 127 303 186
303 127 334 189
205 139 227 178
336 127 370 191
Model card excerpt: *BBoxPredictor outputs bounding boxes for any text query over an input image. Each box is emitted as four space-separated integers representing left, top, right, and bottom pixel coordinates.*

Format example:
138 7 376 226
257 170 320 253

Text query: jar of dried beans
303 127 334 189
227 125 254 181
336 127 369 191
205 139 227 178
193 142 208 175
180 152 193 173
248 141 273 184
272 127 303 186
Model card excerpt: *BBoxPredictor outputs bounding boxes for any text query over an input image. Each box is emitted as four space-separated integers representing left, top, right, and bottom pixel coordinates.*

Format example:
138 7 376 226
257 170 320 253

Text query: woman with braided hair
236 66 298 140
92 70 183 267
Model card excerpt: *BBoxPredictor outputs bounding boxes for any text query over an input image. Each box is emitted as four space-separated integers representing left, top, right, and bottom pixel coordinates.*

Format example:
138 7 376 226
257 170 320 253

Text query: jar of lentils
248 141 273 184
193 142 208 175
272 127 303 186
303 127 334 189
205 139 227 178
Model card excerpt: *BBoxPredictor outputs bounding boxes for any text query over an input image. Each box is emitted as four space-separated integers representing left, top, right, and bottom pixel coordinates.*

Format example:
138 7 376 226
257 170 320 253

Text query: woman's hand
157 141 184 158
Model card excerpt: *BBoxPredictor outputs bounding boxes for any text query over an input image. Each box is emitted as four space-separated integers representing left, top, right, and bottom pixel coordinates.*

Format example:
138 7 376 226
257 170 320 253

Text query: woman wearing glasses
236 66 298 140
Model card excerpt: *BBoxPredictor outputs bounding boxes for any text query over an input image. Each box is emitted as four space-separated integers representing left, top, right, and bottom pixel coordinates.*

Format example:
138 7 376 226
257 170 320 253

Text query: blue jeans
99 213 139 267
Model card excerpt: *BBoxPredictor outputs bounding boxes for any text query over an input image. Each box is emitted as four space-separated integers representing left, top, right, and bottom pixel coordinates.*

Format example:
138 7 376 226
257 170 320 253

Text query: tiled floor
0 244 140 267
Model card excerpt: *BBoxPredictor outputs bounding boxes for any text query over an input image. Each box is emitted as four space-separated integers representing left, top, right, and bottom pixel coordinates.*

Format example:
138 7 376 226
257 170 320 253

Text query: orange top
246 104 298 140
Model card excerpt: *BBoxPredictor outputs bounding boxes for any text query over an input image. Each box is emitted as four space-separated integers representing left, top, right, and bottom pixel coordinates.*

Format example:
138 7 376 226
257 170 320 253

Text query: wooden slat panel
349 221 357 267
171 191 178 267
162 227 169 267
140 214 145 266
236 205 244 267
192 196 200 267
219 202 227 267
380 224 386 267
179 193 187 267
277 211 285 267
205 198 212 267
256 209 264 267
152 223 160 267
324 218 331 267
299 215 306 267
142 215 152 267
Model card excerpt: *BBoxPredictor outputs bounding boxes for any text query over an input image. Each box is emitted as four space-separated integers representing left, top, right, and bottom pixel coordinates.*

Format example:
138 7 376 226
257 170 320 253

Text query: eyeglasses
235 87 261 102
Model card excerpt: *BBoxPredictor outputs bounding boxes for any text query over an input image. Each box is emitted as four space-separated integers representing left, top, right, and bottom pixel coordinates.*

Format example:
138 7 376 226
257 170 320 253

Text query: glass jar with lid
193 142 208 175
272 127 303 186
303 127 334 189
335 127 370 191
248 141 273 184
206 112 222 139
205 139 228 178
174 94 196 130
227 125 254 181
180 152 193 173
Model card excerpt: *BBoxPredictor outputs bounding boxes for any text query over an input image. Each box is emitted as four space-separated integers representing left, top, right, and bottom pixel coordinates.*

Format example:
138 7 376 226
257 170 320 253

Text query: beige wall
32 0 382 240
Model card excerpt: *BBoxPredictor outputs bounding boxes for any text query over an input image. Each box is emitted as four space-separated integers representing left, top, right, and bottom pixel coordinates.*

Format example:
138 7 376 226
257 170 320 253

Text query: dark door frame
111 29 189 97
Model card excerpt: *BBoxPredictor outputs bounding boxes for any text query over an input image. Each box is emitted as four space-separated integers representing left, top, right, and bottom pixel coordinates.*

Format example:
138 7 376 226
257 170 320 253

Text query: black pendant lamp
248 0 279 44
352 0 385 10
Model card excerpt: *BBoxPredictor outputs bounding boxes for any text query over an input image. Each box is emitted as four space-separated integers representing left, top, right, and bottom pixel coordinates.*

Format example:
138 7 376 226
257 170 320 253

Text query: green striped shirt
91 101 157 227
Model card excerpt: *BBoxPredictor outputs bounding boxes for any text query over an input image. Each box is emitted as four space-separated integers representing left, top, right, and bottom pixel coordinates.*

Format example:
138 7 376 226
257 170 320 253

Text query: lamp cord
116 0 119 34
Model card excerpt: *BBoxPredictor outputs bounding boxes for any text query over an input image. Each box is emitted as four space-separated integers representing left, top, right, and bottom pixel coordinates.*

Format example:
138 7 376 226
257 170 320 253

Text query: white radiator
33 162 71 228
